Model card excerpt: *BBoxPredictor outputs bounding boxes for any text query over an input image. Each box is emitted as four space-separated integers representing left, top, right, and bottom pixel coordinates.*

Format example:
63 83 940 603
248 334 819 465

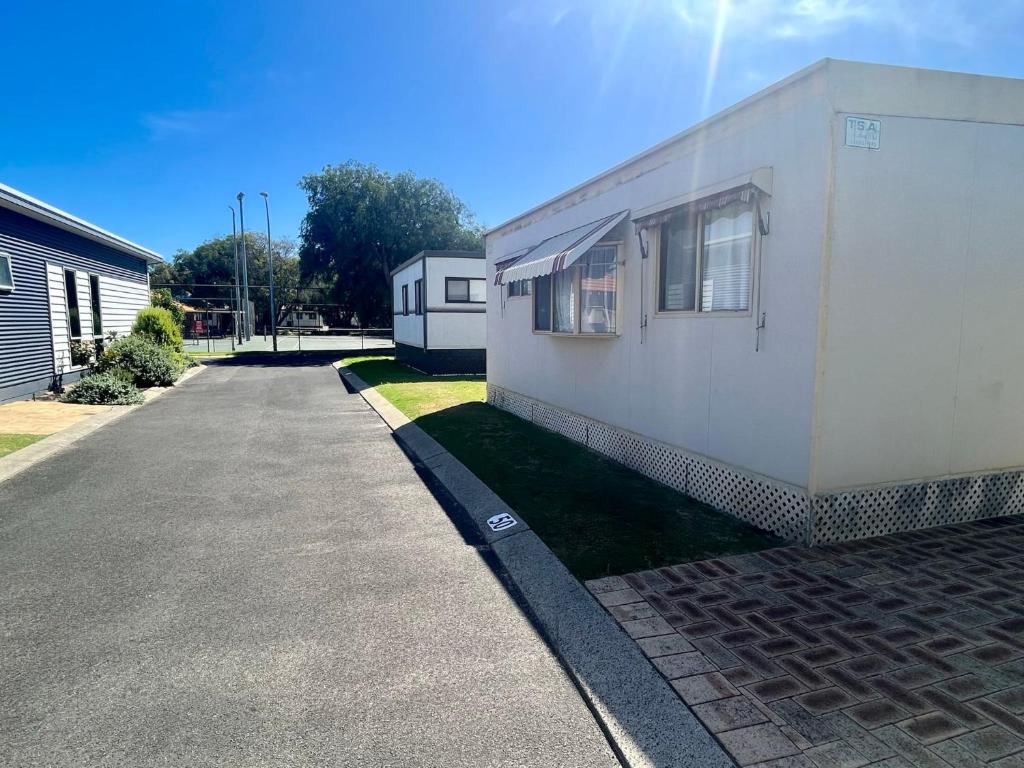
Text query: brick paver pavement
587 516 1024 767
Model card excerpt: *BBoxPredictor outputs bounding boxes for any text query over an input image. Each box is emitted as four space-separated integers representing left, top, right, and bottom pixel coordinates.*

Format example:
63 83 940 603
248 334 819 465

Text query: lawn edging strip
0 364 207 487
335 361 734 768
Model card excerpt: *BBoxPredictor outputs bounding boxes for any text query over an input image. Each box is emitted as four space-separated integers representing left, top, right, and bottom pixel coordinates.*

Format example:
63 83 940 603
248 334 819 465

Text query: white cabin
281 309 327 330
391 250 485 374
485 59 1024 545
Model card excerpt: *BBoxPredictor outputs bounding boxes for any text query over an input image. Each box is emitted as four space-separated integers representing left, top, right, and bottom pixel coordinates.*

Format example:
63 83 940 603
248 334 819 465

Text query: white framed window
0 252 13 291
401 284 409 316
507 279 532 298
89 274 103 337
533 243 619 336
657 198 755 314
414 278 423 315
64 269 83 339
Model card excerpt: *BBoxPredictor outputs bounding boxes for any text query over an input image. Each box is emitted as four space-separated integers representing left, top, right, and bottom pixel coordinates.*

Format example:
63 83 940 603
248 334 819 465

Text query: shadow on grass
417 402 781 580
344 355 781 579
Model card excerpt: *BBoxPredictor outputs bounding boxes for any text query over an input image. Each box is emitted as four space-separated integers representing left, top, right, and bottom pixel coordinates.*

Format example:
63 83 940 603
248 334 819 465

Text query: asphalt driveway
0 355 619 767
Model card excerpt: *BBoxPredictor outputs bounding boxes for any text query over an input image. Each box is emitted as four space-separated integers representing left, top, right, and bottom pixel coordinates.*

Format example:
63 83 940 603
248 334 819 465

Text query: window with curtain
552 268 575 333
580 245 617 334
656 196 754 313
532 243 619 335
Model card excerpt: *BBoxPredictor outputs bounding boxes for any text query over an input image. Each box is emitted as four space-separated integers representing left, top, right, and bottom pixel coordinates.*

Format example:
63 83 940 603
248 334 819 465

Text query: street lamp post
260 192 277 352
230 206 243 345
237 193 251 340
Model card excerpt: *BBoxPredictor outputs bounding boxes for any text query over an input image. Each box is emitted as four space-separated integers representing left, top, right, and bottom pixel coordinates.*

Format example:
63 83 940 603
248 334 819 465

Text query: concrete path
0 399 111 434
0 355 619 767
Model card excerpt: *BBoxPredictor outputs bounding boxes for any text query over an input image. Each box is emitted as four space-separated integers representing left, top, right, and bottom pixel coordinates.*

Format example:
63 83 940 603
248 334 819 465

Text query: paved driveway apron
0 358 619 768
590 517 1024 767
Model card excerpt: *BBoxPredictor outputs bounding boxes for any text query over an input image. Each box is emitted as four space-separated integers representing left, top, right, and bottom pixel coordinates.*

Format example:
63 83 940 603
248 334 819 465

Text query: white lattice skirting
487 384 1024 545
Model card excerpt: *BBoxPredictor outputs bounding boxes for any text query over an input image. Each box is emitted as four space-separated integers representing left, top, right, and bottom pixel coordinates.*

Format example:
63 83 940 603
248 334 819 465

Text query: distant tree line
153 161 483 329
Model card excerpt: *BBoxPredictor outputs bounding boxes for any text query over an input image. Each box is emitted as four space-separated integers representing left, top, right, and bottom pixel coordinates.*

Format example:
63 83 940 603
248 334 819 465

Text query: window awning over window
495 210 628 285
633 185 756 232
631 167 772 233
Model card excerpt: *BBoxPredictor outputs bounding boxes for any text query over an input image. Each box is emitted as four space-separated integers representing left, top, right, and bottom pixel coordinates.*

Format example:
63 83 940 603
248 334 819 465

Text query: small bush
61 373 144 405
105 366 137 386
132 306 183 352
94 335 182 387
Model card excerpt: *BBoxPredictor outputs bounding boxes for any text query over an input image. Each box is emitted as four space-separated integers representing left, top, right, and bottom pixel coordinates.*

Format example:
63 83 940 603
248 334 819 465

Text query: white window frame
0 252 14 291
653 201 758 319
531 242 621 337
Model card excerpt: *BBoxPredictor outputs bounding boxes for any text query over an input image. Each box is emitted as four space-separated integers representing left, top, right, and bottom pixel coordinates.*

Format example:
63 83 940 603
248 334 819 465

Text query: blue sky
3 0 1023 260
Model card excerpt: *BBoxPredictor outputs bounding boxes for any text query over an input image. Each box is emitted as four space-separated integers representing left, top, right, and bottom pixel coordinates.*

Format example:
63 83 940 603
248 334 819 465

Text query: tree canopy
298 162 483 326
150 233 301 330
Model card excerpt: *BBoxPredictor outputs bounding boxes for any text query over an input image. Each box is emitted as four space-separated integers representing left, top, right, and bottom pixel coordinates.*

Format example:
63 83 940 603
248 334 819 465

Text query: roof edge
485 58 830 238
0 183 164 264
390 249 484 276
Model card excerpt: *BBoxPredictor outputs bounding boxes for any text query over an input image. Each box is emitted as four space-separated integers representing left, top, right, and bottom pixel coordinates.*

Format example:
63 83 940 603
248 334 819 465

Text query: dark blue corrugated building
0 183 163 402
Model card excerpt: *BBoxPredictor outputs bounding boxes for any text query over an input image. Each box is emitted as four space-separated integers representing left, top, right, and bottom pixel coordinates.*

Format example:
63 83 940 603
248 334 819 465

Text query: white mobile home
281 308 327 330
391 250 486 374
486 59 1024 545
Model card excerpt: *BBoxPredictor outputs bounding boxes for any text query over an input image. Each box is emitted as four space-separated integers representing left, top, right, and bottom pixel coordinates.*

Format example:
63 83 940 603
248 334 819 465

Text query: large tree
151 233 301 330
298 162 483 326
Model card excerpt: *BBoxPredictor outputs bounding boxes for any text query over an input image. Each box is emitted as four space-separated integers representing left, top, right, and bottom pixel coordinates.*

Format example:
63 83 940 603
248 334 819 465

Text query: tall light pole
237 193 251 340
230 206 243 345
260 192 277 352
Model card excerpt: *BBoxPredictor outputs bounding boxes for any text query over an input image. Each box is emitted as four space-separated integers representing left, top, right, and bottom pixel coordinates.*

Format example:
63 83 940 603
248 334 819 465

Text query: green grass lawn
0 434 45 459
344 356 781 580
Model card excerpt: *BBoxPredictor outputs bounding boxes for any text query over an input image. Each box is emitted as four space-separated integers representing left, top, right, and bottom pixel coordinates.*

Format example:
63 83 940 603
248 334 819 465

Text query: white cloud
670 0 983 46
143 110 222 141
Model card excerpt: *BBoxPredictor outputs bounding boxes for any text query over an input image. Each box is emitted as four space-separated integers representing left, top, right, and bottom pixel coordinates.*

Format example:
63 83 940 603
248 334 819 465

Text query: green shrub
151 288 185 327
105 366 137 386
94 335 182 387
61 373 145 405
132 306 183 352
69 339 95 366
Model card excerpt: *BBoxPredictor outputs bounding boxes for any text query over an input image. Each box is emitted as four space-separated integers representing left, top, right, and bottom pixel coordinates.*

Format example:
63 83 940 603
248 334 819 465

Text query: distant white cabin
486 59 1024 546
391 250 485 374
281 309 327 331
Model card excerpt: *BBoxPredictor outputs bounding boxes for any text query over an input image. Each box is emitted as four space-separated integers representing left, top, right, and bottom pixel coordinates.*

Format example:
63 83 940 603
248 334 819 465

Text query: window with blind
658 198 754 313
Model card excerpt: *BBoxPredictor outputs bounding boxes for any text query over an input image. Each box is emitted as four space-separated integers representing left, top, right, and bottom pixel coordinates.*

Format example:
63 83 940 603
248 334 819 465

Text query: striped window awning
633 185 756 232
495 210 629 285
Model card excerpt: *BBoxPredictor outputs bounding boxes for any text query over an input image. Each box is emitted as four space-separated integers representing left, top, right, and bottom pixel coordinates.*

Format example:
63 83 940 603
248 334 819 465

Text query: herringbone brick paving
587 515 1024 767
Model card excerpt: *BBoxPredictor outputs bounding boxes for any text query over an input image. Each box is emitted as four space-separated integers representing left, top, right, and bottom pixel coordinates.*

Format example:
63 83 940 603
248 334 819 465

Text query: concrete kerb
0 364 208 487
333 361 736 768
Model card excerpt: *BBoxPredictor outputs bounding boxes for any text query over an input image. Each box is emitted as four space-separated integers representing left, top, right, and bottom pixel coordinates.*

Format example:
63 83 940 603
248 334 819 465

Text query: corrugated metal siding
0 207 149 395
